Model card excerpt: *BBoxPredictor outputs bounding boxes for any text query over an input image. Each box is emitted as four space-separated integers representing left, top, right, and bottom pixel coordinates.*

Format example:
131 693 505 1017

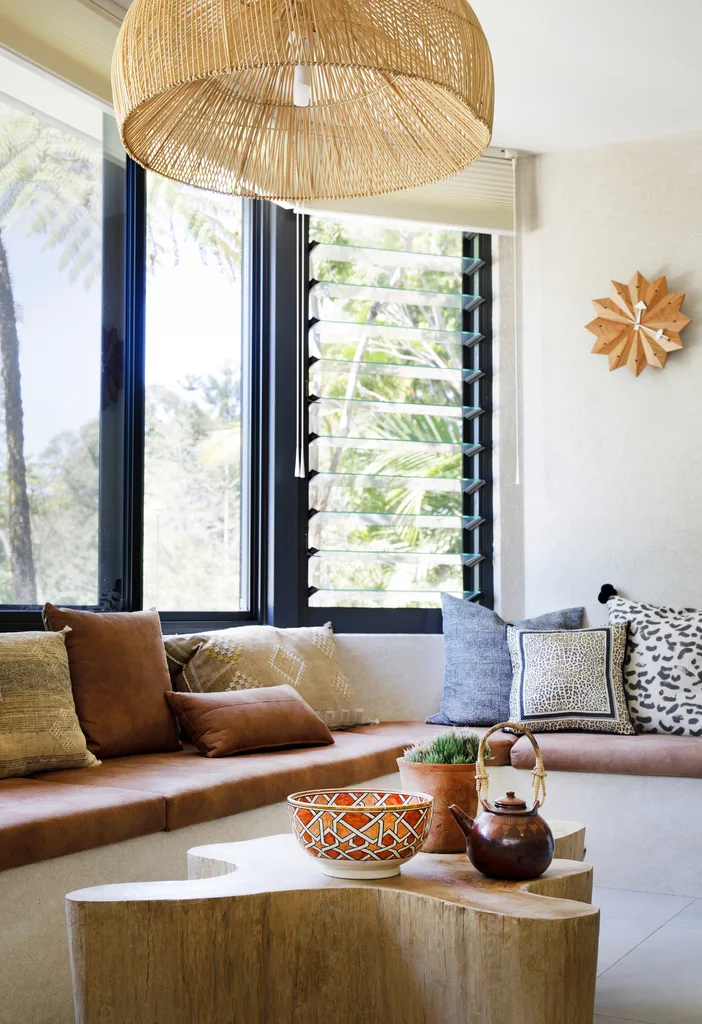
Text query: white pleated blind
298 154 515 234
0 0 120 103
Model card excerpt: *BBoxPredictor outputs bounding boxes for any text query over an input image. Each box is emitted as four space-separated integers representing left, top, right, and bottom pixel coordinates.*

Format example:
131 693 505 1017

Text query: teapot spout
449 804 475 839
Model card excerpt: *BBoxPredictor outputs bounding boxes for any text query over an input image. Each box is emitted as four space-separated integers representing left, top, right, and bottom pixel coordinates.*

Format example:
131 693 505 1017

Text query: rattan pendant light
112 0 494 201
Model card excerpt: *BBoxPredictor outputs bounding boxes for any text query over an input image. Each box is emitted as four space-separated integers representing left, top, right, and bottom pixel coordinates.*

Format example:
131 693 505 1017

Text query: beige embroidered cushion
0 630 99 779
164 623 368 730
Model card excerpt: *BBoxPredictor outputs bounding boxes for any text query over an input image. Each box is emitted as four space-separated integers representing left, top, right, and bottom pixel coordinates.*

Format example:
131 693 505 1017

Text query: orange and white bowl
287 788 434 879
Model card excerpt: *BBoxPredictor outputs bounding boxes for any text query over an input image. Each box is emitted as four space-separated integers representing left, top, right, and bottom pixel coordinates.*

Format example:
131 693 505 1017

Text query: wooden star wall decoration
586 272 691 376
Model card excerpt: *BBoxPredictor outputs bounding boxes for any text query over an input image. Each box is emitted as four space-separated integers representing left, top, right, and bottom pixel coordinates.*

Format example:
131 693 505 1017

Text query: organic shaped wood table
66 825 597 1024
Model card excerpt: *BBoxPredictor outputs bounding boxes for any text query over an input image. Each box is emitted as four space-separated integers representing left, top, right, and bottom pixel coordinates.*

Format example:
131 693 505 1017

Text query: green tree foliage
0 101 102 601
0 100 244 607
142 373 242 610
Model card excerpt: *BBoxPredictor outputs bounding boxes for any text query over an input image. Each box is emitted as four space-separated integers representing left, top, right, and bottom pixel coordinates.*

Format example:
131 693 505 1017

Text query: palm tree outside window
0 51 249 617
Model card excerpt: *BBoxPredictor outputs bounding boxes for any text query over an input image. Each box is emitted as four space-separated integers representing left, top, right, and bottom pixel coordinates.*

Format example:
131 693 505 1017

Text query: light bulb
293 65 311 107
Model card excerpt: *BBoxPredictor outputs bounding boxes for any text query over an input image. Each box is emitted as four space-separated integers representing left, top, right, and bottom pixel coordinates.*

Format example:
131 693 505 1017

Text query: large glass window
0 52 121 607
143 177 245 611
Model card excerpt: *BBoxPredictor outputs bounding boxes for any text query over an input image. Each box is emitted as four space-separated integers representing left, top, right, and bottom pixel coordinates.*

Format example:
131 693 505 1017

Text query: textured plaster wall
517 132 702 623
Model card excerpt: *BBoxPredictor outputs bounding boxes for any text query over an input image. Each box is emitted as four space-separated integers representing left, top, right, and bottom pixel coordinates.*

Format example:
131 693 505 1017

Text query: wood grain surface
67 824 597 1024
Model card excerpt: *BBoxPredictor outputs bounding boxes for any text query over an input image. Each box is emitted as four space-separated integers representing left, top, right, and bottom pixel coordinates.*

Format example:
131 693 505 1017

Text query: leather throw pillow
165 685 334 756
43 605 181 758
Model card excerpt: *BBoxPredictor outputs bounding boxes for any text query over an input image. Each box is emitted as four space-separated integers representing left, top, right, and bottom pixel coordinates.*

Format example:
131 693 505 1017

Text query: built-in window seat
6 725 702 875
1 723 518 872
511 731 702 778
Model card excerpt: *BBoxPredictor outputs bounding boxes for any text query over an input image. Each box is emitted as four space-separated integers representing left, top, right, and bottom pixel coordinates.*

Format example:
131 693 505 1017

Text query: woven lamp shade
112 0 494 201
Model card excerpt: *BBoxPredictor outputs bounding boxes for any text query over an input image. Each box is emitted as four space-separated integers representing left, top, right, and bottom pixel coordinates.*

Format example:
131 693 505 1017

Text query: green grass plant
403 729 487 765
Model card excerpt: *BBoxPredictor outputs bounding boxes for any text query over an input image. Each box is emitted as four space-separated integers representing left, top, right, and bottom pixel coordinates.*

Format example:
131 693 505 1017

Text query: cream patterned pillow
0 630 99 779
506 624 634 734
164 623 368 730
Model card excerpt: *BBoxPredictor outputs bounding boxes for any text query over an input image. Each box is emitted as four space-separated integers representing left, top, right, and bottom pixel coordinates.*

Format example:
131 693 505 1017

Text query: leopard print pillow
607 597 702 737
506 624 634 734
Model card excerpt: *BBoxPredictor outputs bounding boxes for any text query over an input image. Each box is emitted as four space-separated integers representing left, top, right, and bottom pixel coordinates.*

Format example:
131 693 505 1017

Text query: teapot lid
493 791 528 810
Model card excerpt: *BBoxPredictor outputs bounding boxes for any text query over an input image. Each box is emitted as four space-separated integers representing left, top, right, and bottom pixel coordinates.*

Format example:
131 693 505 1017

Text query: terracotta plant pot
397 757 479 854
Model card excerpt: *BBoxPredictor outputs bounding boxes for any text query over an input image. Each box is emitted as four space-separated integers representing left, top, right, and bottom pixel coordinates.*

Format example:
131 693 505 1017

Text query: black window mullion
120 157 146 613
263 202 307 627
240 197 267 625
473 232 494 610
464 230 494 611
97 117 128 612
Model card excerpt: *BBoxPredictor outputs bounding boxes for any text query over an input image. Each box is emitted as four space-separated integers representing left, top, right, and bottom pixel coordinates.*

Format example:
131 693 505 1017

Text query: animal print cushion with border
164 623 369 730
607 597 702 737
506 624 634 734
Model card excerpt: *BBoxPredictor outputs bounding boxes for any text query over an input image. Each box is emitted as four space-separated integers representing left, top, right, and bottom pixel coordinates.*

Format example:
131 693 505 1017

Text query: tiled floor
593 886 702 1023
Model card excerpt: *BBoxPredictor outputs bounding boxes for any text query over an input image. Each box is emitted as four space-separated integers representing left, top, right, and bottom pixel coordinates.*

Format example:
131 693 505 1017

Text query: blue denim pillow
427 594 585 726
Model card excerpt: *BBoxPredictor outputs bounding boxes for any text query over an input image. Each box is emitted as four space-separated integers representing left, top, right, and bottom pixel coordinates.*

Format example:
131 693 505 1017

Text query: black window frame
0 148 493 635
0 158 267 633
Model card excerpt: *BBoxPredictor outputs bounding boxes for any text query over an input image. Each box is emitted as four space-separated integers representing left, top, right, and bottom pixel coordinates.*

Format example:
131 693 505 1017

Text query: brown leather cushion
43 605 181 759
510 731 702 778
165 685 334 756
0 777 166 871
35 722 515 831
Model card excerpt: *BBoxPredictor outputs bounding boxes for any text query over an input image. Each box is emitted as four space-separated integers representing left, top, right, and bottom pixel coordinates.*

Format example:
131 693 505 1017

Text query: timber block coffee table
66 823 597 1024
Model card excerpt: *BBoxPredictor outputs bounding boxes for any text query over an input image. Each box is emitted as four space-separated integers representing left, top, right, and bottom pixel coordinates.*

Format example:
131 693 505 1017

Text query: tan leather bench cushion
35 723 517 831
510 732 702 779
0 778 166 872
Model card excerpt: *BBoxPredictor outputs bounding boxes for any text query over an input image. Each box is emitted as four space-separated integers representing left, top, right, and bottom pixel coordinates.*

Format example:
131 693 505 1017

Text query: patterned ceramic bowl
287 788 434 879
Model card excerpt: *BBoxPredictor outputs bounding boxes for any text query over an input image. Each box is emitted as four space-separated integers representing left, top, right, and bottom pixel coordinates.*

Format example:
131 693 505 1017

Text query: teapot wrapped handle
475 722 547 811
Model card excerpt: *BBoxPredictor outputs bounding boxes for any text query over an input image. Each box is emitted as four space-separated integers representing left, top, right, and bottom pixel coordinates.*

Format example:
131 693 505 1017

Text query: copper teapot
449 723 555 881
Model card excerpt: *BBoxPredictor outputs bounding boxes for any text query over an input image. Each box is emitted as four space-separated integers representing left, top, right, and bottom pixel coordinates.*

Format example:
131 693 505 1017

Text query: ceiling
471 0 702 152
45 0 702 154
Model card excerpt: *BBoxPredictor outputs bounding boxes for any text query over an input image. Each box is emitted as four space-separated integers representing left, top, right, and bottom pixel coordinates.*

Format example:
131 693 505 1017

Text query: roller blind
306 214 493 611
297 154 515 234
0 0 121 103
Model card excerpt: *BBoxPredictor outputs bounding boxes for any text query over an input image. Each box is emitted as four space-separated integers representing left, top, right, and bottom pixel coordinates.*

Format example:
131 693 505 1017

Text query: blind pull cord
512 155 521 489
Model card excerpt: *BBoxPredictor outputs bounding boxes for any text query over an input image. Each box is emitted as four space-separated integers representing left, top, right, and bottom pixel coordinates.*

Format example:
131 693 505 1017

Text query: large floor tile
667 899 702 932
595 924 702 1024
593 887 694 975
594 1017 646 1023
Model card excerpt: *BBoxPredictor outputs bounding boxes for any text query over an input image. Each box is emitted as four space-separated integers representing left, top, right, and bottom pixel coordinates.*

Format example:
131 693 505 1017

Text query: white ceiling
89 0 702 154
471 0 702 153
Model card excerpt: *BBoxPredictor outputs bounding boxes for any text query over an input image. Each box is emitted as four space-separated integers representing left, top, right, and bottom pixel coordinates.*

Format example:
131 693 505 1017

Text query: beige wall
517 132 702 624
